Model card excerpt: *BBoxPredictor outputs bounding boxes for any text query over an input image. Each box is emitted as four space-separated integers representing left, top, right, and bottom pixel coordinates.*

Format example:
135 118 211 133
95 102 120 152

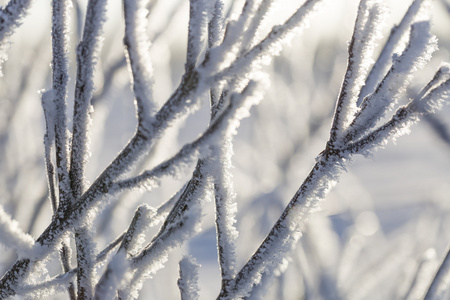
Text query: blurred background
1 0 450 299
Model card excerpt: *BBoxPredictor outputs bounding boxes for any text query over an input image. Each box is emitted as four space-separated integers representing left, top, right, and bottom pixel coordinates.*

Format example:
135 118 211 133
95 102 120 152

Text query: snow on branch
359 0 432 102
239 0 274 52
330 0 387 144
209 139 239 284
74 227 96 299
185 0 210 71
146 69 201 143
221 156 343 299
41 88 76 299
38 66 208 250
17 268 77 299
178 256 200 300
413 64 450 102
343 106 418 156
113 82 259 295
152 162 207 247
218 2 450 298
47 6 79 296
118 204 155 254
0 0 32 75
207 0 325 82
154 183 190 227
51 0 72 207
204 88 241 284
94 206 154 297
41 90 59 212
124 0 158 132
206 1 225 110
0 205 35 257
408 69 450 115
412 78 450 115
16 230 134 299
96 233 126 263
94 251 130 300
207 0 225 50
119 184 207 300
0 0 31 39
70 2 109 298
211 0 258 63
346 21 437 144
70 0 108 200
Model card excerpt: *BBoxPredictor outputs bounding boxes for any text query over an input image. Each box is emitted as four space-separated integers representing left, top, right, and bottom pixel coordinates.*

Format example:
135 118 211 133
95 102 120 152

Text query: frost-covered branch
329 0 386 144
217 2 450 298
0 0 31 40
209 138 239 285
185 0 209 71
71 1 109 298
18 233 127 299
71 0 108 200
206 0 325 82
118 205 154 254
17 68 205 283
346 21 437 143
358 0 431 102
345 74 450 156
41 90 58 213
51 0 72 208
207 0 224 51
0 78 259 297
18 268 77 299
49 2 77 299
219 157 341 299
0 205 34 257
94 205 154 297
206 0 225 114
74 227 96 300
0 0 32 73
118 183 207 299
178 256 200 300
114 83 259 298
206 91 239 288
239 0 274 52
123 0 158 131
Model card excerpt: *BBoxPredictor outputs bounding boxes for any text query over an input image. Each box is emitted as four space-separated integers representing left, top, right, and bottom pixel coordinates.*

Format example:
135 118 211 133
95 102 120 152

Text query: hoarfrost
331 0 387 140
120 184 207 300
178 255 200 300
359 0 432 102
124 0 158 131
94 251 130 300
348 21 437 143
0 0 32 75
0 205 35 258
